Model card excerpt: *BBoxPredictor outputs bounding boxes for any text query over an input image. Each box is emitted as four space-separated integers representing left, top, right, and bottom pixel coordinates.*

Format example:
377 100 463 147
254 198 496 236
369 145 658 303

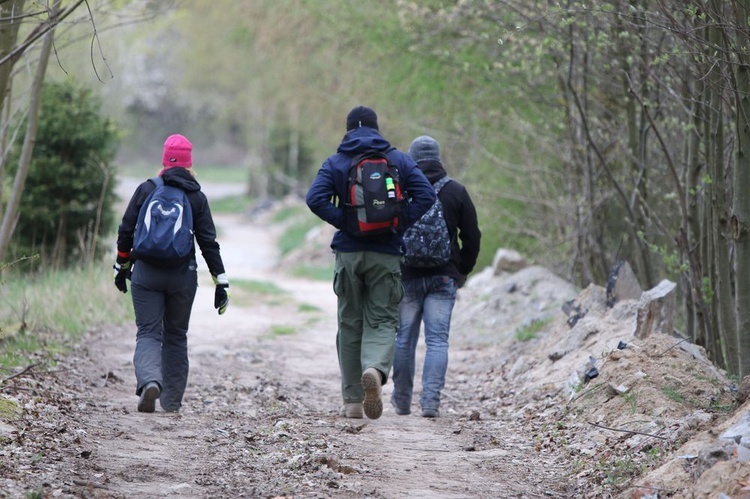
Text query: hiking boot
361 368 383 420
137 382 160 413
339 402 364 418
421 408 439 418
390 398 411 416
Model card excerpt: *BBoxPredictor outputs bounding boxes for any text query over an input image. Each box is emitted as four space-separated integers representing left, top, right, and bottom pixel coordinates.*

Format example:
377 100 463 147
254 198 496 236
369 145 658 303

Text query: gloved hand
113 257 132 294
212 273 230 315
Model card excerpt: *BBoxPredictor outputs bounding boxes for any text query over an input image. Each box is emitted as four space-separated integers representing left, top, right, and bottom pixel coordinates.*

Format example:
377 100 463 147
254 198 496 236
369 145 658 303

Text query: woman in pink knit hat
113 134 230 413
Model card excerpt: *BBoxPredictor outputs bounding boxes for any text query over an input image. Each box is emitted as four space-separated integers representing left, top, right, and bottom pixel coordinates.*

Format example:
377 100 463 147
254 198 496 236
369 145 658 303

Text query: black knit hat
408 135 441 163
346 106 378 131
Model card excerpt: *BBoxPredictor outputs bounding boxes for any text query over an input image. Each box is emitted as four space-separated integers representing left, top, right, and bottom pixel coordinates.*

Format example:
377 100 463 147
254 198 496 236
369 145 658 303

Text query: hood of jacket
337 127 392 155
161 167 202 193
417 159 448 184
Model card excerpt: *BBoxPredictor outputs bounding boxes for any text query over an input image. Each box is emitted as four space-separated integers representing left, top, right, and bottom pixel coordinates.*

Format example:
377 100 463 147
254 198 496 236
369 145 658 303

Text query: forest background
2 0 750 378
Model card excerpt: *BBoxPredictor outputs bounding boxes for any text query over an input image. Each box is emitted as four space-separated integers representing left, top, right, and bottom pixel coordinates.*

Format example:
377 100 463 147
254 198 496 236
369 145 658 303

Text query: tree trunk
0 0 27 222
732 0 750 377
0 3 56 263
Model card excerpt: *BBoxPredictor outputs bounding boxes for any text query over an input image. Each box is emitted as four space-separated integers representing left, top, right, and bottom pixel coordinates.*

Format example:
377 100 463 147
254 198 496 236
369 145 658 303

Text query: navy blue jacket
117 167 226 276
306 127 435 254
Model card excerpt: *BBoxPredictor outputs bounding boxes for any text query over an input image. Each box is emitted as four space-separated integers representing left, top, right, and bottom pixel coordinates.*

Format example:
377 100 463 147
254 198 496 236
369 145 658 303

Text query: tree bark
0 2 57 263
0 0 26 222
733 0 750 377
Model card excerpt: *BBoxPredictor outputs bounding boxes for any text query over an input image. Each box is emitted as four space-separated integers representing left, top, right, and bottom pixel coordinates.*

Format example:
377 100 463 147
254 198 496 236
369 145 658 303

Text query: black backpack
342 149 405 237
402 177 452 267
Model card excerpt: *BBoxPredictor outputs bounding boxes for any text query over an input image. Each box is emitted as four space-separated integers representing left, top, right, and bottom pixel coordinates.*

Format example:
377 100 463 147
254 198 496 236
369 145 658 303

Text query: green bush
6 79 119 269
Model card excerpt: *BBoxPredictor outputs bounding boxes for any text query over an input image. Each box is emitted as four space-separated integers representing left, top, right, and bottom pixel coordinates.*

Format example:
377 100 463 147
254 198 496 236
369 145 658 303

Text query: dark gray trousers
131 260 197 412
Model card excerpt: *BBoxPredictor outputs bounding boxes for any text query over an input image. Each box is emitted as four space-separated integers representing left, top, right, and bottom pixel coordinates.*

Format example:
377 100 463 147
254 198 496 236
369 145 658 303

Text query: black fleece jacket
116 167 226 276
401 159 481 281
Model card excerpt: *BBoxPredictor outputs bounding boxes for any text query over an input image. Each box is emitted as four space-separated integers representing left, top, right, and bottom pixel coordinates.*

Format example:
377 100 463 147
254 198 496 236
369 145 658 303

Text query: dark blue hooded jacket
306 127 436 254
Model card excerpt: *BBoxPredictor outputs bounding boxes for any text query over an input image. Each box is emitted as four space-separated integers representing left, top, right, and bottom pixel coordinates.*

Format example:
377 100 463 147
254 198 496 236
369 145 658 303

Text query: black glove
113 260 131 294
212 274 230 315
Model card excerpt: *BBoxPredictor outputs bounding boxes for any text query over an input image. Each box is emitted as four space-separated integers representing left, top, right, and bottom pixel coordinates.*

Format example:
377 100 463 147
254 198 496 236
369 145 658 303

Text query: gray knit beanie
408 135 441 163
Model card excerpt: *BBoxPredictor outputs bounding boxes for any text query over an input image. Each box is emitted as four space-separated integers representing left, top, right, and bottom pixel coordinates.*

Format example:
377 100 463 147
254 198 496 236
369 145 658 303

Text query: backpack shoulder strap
433 176 451 194
150 176 164 187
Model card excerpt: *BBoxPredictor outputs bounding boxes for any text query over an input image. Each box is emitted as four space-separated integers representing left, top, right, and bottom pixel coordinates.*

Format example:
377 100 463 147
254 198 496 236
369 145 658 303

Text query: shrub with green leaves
6 79 119 268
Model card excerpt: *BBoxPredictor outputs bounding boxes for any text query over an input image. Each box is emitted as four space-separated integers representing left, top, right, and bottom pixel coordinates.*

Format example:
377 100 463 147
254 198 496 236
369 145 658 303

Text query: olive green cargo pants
333 251 403 403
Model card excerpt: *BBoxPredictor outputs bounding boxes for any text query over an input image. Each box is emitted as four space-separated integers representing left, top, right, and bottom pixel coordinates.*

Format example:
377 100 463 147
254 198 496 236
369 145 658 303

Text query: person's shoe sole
138 382 160 413
361 368 383 419
421 408 439 418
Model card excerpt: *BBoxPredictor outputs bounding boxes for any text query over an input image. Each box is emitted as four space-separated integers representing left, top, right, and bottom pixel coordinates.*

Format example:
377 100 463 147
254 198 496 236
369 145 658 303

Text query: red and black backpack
342 149 405 237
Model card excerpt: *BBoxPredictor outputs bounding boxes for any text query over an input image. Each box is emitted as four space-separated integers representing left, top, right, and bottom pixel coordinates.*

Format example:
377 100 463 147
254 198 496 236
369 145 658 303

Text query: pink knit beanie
162 134 193 168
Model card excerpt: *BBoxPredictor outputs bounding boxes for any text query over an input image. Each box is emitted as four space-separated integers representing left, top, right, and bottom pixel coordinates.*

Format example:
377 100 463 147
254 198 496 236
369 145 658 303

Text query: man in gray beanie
391 134 482 418
306 107 435 420
408 135 441 163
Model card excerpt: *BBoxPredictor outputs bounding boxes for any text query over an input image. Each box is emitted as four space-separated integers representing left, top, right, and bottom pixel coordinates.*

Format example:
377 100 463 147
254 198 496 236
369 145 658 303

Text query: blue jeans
391 275 457 413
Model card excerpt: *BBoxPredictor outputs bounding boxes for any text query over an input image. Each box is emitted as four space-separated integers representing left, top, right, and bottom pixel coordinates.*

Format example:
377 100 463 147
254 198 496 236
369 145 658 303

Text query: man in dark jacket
306 106 435 419
391 135 481 418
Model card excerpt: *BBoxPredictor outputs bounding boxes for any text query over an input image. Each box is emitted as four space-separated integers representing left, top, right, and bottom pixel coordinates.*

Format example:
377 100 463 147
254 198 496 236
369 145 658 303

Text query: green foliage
0 262 133 375
298 303 321 313
638 231 688 278
203 190 335 291
267 122 316 198
272 205 305 224
514 317 551 342
662 386 684 403
270 325 296 336
0 330 47 373
209 194 253 214
98 0 562 276
88 0 739 292
0 397 21 420
231 279 287 296
290 264 333 282
622 390 638 414
125 163 249 185
598 453 641 486
6 79 119 268
278 219 317 257
275 206 322 256
0 263 133 334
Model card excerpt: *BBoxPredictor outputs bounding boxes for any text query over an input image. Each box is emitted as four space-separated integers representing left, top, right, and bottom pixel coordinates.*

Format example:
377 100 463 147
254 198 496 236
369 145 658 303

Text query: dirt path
2 193 576 498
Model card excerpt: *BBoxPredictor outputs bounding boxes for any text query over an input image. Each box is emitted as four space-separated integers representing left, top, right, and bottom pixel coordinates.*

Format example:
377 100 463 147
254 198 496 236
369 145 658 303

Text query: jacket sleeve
456 184 481 276
306 159 345 230
192 192 226 277
116 181 154 257
400 157 436 229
